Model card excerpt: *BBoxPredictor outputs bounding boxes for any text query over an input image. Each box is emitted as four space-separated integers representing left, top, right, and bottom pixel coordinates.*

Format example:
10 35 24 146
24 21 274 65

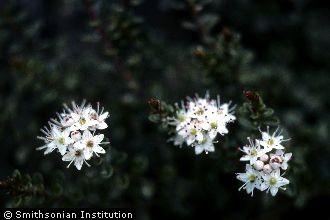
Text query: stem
82 0 133 81
186 0 209 45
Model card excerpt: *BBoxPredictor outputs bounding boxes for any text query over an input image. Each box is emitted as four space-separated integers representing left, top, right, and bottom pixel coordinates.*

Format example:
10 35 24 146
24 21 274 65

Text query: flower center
248 174 256 182
75 150 81 156
210 122 217 129
79 118 86 125
271 157 282 164
190 128 197 135
196 108 204 115
269 177 277 186
58 137 65 145
250 149 257 156
267 138 274 146
86 140 94 148
178 114 186 122
201 138 208 144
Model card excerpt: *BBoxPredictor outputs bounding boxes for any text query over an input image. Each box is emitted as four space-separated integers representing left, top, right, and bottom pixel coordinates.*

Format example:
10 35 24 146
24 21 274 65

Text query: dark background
0 0 329 219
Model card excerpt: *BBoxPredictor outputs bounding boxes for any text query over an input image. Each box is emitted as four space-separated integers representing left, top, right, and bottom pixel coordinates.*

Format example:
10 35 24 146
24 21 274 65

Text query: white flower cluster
236 127 292 196
37 101 109 170
167 93 236 155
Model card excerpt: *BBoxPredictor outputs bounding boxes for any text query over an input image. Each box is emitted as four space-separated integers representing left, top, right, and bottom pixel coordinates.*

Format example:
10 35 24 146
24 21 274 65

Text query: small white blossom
177 121 204 145
74 130 106 160
167 92 235 155
194 134 215 155
37 101 109 170
201 113 228 139
239 138 265 165
70 108 96 131
269 155 283 170
62 147 90 170
236 127 292 196
259 127 288 152
37 126 73 156
260 169 290 196
236 164 263 196
270 150 292 170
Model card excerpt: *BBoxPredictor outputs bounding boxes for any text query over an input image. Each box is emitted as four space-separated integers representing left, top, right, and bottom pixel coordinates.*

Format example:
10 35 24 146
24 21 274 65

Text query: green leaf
263 108 274 117
100 166 114 179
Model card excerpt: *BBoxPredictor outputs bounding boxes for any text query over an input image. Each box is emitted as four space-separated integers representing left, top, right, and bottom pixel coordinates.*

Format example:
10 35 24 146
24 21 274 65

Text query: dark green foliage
0 0 329 219
239 90 279 129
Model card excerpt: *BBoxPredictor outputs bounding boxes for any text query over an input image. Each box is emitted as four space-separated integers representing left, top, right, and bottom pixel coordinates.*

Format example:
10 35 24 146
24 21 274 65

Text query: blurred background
0 0 329 219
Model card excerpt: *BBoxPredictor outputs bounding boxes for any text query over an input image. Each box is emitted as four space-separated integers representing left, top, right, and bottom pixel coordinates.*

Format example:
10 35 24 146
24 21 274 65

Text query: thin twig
186 0 209 45
82 0 132 81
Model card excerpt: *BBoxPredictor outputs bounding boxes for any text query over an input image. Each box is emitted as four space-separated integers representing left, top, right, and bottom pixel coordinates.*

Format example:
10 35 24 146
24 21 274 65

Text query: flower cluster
37 101 109 170
167 93 236 155
236 127 292 196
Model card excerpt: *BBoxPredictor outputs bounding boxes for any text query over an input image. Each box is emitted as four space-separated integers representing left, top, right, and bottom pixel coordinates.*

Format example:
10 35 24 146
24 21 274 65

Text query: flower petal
74 158 84 170
270 187 279 196
194 145 204 155
94 146 106 154
94 134 104 144
83 149 93 160
99 112 109 121
62 153 74 161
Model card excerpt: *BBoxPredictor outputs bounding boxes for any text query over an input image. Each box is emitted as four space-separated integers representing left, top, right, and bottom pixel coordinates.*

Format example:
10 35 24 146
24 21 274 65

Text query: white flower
194 134 215 155
167 92 235 155
177 121 204 145
270 150 292 170
237 128 292 196
186 99 209 121
62 147 90 170
37 126 73 156
260 169 290 196
70 108 96 131
218 103 236 123
269 155 282 170
236 164 262 196
259 127 287 152
88 102 109 130
74 130 106 160
240 138 265 165
201 113 228 139
37 101 109 170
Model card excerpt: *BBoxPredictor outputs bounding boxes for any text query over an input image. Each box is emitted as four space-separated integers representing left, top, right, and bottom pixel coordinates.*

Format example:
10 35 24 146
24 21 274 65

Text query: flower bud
263 164 272 173
260 154 269 162
253 160 264 170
